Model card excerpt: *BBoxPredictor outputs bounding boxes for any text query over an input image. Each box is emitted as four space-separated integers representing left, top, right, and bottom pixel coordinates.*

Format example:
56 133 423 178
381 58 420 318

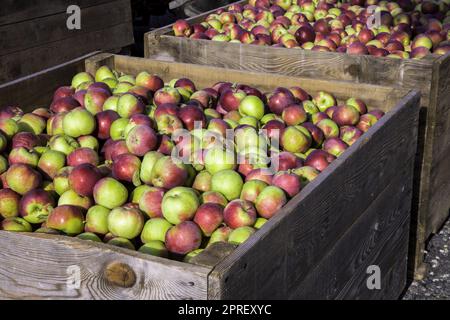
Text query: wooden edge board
0 0 119 26
295 162 413 299
88 54 411 111
0 52 98 109
0 231 212 300
0 0 133 57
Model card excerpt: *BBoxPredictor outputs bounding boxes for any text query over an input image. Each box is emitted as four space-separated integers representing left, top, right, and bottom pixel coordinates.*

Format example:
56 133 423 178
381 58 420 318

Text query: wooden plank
207 91 420 299
0 53 97 110
425 53 450 235
0 0 114 26
0 232 210 300
338 219 410 300
0 22 133 84
294 165 412 299
0 0 132 57
146 35 434 107
92 54 408 111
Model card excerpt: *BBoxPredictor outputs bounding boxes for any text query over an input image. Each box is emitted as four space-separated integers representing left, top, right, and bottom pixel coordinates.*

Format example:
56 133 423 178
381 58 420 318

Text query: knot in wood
104 262 136 288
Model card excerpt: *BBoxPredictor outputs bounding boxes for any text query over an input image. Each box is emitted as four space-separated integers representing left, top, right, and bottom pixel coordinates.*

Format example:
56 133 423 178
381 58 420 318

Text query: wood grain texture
0 0 113 26
0 0 131 57
88 54 407 111
0 23 133 85
0 53 96 111
207 91 420 299
0 0 133 84
296 166 412 299
426 54 450 235
145 15 450 278
0 232 210 300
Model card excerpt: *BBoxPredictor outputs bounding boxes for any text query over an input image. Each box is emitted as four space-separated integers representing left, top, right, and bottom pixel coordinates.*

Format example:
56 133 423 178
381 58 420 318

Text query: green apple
204 147 236 175
228 226 255 245
18 113 46 135
113 82 134 95
93 177 128 209
63 107 96 138
85 205 110 235
161 187 199 225
103 96 120 112
138 241 168 257
140 151 164 184
211 169 244 201
77 232 102 242
49 135 80 155
58 189 92 210
108 206 144 239
130 185 153 203
110 118 129 141
72 72 94 89
95 66 116 82
239 96 265 120
141 218 173 243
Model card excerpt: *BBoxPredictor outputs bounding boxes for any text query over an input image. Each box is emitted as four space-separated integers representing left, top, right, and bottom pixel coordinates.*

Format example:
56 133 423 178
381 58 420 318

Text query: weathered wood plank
95 54 407 111
0 0 114 26
425 53 450 236
207 91 420 299
338 219 410 300
294 165 412 299
0 0 132 57
0 53 96 110
146 35 434 107
0 232 210 300
0 22 133 84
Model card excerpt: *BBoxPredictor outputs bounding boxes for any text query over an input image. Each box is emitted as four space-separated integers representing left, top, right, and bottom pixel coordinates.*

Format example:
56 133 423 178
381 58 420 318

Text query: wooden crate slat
295 165 413 299
0 232 210 300
0 0 132 57
0 0 114 26
0 0 133 84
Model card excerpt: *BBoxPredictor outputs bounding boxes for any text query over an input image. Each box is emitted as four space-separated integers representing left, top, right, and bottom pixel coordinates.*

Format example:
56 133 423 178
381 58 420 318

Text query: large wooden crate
0 53 420 299
144 1 450 279
0 0 134 84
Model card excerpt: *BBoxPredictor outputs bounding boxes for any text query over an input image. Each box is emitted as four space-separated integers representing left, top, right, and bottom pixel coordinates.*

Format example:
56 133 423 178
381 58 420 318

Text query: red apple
305 149 336 172
271 171 301 197
50 97 80 113
46 205 85 235
67 147 99 167
268 87 296 115
194 203 224 236
6 164 42 195
165 221 202 255
69 163 103 197
139 187 165 219
223 199 257 229
126 125 158 157
112 153 142 186
255 186 287 219
19 189 55 224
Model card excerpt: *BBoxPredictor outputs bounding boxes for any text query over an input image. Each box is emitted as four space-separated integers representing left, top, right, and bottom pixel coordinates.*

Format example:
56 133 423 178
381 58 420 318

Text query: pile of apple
172 0 450 59
0 66 384 262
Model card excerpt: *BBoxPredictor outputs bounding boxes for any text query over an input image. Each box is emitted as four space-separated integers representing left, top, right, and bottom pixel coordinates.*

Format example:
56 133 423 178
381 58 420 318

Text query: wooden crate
0 0 134 84
144 1 450 279
0 53 420 299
